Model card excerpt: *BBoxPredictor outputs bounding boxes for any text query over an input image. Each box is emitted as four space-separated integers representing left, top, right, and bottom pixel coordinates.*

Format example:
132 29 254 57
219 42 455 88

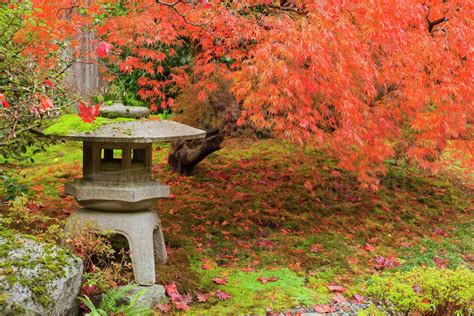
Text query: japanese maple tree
15 0 474 183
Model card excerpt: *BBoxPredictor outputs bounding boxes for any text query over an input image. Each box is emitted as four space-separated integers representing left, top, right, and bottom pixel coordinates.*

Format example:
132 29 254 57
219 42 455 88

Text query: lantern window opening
99 148 124 172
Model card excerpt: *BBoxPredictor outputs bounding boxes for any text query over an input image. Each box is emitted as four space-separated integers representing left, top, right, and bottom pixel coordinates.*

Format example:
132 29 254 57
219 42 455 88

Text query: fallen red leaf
364 243 376 252
215 290 232 300
433 257 449 269
165 283 178 296
174 301 190 311
258 239 275 249
352 294 365 304
202 259 213 270
212 277 228 285
332 293 347 304
257 276 279 284
196 292 209 302
412 284 422 293
373 255 400 270
310 243 325 253
313 304 336 313
327 284 346 293
157 303 171 313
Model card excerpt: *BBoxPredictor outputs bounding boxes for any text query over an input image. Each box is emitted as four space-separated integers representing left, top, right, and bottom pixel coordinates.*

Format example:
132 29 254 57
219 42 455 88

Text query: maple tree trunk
168 128 223 176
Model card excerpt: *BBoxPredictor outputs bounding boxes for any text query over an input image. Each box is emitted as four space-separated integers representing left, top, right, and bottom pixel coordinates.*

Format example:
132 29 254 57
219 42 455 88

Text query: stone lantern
45 119 205 285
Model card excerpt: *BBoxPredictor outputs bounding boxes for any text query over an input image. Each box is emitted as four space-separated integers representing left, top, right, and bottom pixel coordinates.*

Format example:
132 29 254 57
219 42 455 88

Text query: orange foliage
23 0 474 183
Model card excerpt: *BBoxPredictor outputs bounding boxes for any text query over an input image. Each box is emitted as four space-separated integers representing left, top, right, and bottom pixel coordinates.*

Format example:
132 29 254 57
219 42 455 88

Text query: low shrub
65 225 133 291
366 267 474 315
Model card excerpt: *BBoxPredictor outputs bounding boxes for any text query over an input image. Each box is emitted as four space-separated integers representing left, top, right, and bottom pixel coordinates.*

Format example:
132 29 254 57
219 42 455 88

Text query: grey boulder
0 234 83 316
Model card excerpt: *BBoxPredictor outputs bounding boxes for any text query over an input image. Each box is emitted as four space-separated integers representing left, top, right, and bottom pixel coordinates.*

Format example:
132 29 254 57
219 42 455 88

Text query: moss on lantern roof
42 114 135 136
42 114 173 137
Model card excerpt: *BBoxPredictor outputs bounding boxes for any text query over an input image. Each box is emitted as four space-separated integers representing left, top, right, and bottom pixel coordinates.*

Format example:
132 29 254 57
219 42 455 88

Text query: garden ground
3 138 473 314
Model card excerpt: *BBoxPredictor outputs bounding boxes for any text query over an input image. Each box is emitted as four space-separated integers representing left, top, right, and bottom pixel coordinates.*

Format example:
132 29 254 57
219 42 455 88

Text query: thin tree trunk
168 128 223 176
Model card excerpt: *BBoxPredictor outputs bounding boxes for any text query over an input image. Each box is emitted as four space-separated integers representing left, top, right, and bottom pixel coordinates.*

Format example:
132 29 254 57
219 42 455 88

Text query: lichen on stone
0 224 83 314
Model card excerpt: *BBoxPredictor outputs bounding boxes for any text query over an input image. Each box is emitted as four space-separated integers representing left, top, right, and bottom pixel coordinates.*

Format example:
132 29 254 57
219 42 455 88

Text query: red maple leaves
97 41 113 58
310 243 325 253
212 277 228 285
0 94 10 109
78 102 101 123
160 281 232 312
32 93 54 115
363 243 376 252
162 283 192 311
257 276 278 284
215 290 231 301
23 0 474 182
372 256 400 270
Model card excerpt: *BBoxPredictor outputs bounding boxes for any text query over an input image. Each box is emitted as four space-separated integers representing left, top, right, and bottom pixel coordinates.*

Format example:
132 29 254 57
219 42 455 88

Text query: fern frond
127 288 147 309
78 295 102 316
98 284 135 311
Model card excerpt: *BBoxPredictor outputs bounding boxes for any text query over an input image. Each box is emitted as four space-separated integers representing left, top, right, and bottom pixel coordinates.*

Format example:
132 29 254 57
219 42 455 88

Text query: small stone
100 102 150 118
118 284 166 309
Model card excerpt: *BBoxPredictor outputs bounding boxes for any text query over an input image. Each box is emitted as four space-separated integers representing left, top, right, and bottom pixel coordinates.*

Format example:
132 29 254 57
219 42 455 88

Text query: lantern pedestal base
64 209 167 286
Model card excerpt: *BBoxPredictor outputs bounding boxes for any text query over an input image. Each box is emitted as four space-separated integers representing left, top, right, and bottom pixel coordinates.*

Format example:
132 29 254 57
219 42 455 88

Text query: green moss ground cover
1 138 472 314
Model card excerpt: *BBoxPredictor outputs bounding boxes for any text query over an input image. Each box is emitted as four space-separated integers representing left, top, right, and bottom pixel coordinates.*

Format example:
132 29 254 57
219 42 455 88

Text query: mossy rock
0 233 83 316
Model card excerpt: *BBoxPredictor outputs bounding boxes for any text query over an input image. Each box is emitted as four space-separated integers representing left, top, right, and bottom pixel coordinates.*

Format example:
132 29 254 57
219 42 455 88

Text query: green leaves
78 284 153 316
366 267 474 315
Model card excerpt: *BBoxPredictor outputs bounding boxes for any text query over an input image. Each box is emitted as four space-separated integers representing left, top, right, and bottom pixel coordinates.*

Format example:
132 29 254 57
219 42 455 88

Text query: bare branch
249 2 309 15
425 6 447 34
155 0 218 38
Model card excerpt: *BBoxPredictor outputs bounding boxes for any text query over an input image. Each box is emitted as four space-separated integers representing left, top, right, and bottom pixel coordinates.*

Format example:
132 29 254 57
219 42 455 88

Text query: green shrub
366 267 474 315
0 1 71 163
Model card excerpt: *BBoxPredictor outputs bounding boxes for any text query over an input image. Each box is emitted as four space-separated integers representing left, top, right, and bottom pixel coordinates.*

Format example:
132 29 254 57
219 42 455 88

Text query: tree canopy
3 0 473 184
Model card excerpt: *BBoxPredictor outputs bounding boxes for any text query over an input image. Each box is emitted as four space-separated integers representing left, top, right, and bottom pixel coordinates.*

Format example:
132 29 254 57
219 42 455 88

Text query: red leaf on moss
196 292 209 302
327 285 346 293
257 276 278 284
412 284 422 293
364 243 375 252
212 277 228 285
175 301 189 310
373 256 400 270
310 243 325 253
202 259 213 270
196 293 209 303
258 239 275 249
433 257 448 269
215 290 231 300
